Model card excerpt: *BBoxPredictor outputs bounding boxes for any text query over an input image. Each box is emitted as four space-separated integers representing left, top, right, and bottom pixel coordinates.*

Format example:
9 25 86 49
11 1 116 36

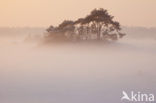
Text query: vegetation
45 8 126 42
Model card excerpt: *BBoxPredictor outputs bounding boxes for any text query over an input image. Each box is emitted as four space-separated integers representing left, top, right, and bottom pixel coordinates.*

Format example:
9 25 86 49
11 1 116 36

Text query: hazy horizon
0 0 156 27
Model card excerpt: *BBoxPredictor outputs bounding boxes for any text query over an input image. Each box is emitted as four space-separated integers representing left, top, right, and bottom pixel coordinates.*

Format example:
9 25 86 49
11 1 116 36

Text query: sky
0 0 156 27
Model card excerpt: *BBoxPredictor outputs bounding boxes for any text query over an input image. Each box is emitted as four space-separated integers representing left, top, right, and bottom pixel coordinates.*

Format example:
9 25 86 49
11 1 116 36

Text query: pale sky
0 0 156 27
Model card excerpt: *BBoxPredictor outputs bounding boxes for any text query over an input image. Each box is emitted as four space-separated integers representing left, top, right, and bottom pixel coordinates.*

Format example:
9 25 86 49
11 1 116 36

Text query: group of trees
45 8 126 42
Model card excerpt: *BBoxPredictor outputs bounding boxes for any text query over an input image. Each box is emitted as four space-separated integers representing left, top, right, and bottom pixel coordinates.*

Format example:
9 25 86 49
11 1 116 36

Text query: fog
0 32 156 103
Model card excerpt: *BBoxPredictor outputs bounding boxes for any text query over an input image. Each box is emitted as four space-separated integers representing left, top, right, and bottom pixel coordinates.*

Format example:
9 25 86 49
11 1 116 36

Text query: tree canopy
45 8 126 42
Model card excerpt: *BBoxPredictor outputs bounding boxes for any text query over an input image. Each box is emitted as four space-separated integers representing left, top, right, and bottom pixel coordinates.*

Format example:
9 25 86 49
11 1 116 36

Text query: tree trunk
97 24 102 40
97 30 100 40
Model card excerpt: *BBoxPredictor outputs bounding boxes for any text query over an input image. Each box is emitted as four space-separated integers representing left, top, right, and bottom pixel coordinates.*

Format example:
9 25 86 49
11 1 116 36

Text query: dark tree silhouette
75 8 125 40
46 8 125 42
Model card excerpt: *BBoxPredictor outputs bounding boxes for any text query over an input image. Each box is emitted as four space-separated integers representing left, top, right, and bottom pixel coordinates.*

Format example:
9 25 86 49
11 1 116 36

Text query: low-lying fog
0 34 156 103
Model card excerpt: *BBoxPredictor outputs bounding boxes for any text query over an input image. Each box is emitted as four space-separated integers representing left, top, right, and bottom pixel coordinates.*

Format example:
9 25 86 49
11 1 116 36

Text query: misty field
0 35 156 103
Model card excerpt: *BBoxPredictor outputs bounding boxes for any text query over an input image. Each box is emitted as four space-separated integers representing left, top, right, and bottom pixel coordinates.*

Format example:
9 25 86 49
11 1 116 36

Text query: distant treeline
122 26 156 39
45 8 126 42
0 27 44 36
